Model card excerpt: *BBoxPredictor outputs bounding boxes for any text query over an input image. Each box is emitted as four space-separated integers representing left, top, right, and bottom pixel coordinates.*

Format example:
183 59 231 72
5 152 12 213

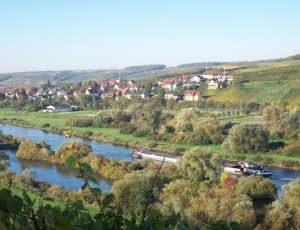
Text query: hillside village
0 69 234 112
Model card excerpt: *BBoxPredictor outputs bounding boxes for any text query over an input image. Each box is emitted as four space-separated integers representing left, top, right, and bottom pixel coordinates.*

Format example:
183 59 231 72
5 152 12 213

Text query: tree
261 201 291 230
235 175 277 200
226 124 269 153
280 108 300 139
177 148 223 183
112 170 165 209
142 100 162 134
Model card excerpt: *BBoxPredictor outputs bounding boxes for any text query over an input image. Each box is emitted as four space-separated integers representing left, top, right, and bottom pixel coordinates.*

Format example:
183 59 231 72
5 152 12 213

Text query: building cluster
0 69 234 112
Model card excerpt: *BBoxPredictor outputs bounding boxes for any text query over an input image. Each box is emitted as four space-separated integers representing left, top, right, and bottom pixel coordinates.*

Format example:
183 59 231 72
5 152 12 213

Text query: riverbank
1 109 300 170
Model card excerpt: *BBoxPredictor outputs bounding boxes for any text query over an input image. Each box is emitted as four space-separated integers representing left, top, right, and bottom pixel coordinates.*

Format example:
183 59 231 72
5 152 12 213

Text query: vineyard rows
238 88 291 104
210 86 299 104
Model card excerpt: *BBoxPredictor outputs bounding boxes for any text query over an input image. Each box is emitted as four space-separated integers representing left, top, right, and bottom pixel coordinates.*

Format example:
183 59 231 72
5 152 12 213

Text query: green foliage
235 175 277 200
55 141 92 159
147 141 158 149
65 117 94 127
174 108 224 145
225 124 269 153
119 123 137 134
16 139 54 159
41 123 50 128
177 148 223 183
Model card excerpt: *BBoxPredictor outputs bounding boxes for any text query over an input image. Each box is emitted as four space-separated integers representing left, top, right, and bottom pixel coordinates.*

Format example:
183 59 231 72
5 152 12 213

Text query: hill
0 54 300 88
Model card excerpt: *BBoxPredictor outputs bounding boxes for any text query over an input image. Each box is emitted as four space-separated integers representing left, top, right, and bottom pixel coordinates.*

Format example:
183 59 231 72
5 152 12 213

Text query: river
1 124 299 195
0 123 136 191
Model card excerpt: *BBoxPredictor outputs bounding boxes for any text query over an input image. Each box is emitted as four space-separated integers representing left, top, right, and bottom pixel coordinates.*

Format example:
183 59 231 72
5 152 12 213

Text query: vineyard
208 85 300 104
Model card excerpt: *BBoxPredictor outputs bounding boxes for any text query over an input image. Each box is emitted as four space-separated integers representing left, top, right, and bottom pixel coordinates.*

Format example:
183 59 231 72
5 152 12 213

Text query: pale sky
1 0 300 73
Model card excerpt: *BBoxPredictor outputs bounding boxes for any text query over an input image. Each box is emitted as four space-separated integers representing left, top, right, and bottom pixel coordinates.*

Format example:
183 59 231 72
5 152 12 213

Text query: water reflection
0 123 134 161
4 149 112 191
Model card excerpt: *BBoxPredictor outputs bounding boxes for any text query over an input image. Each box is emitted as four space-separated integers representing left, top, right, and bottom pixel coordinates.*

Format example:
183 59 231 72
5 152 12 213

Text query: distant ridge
177 62 228 68
177 54 300 68
0 53 299 88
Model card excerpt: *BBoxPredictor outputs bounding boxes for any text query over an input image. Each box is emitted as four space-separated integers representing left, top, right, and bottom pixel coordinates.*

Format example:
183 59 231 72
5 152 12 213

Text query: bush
282 140 300 157
269 141 286 151
147 141 158 149
120 123 137 134
41 123 50 128
83 131 93 138
65 117 93 127
133 128 149 137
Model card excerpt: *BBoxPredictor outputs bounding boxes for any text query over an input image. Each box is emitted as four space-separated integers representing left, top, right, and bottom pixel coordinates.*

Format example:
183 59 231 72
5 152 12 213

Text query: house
64 94 76 101
207 79 220 90
114 83 127 90
85 88 99 97
136 90 148 99
73 90 84 98
184 90 201 101
101 92 116 99
179 75 190 82
191 75 206 83
123 91 134 99
201 70 223 80
161 78 178 90
182 80 201 88
44 104 71 113
36 88 46 97
164 90 180 100
100 85 110 92
56 89 67 96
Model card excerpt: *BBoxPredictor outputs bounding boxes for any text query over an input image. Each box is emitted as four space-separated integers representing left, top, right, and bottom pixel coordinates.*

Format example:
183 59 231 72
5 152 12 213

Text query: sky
1 0 300 73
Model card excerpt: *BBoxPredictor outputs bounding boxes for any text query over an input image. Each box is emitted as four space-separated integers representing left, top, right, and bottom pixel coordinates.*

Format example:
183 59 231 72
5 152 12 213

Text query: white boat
224 162 272 177
131 149 178 163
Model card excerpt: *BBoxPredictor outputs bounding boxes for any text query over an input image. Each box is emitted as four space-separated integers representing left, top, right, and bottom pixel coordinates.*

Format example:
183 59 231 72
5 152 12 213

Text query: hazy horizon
1 0 300 73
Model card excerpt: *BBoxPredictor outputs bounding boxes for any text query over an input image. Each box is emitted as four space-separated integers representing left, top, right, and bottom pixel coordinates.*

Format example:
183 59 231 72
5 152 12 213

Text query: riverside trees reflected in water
5 149 113 191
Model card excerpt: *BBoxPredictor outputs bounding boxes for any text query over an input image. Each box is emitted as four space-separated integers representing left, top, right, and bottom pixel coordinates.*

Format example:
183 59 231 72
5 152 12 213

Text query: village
0 69 234 112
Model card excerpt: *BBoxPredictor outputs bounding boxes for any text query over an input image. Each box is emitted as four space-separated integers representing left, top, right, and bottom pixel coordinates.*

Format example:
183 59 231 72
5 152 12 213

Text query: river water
0 123 136 191
1 124 299 195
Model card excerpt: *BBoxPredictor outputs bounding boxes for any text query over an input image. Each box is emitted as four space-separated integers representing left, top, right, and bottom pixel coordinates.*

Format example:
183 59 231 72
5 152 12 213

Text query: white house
164 91 180 100
184 90 201 101
201 70 223 80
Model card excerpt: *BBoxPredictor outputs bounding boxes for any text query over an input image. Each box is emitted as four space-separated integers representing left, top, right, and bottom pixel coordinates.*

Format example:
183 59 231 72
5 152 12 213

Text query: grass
0 183 65 210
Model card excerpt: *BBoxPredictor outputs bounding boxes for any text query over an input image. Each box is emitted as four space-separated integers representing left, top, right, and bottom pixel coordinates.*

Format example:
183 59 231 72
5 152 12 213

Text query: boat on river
224 162 272 177
131 149 178 163
131 149 142 158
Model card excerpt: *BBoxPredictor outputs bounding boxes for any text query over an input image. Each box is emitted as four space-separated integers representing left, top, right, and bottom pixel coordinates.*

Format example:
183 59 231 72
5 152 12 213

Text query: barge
131 149 178 163
224 162 272 177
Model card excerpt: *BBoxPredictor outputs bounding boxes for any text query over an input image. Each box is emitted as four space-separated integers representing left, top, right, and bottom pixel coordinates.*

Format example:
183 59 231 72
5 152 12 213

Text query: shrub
66 117 93 127
120 123 137 134
133 128 149 137
147 141 158 149
282 140 300 157
41 123 50 128
83 131 93 138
